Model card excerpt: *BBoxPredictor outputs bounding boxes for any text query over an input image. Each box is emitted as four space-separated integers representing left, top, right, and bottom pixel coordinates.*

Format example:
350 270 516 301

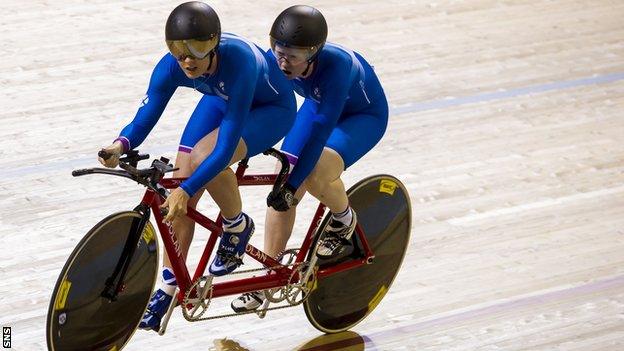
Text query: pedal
255 298 271 319
158 287 178 335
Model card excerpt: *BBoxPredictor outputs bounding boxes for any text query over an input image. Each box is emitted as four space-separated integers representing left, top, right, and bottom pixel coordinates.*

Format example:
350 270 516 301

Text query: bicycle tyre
46 211 159 351
303 174 412 333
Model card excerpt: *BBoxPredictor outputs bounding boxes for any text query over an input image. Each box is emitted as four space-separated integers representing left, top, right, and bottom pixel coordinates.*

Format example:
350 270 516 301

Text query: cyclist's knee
304 171 327 193
314 150 344 181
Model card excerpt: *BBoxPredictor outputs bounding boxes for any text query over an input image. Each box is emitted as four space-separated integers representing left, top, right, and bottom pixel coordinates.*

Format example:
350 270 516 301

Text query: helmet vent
292 25 303 39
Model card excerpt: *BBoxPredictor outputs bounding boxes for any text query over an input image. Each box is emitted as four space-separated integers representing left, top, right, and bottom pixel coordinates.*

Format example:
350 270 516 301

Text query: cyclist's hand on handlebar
161 187 190 223
98 141 124 168
267 183 299 211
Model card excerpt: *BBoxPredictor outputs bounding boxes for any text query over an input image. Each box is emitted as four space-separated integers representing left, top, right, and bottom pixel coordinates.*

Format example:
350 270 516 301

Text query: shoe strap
216 248 244 265
321 232 352 250
322 234 341 247
326 219 346 230
242 292 264 304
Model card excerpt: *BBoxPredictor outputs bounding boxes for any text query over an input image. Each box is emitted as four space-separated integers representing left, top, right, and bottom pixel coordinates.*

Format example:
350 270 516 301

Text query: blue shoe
209 214 255 276
139 289 173 331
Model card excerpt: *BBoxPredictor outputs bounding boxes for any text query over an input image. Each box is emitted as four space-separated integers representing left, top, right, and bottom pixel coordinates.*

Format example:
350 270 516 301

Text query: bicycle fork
101 204 151 301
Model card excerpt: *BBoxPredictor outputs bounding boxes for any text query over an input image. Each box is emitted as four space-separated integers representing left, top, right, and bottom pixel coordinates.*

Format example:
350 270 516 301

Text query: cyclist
231 5 388 312
99 1 296 330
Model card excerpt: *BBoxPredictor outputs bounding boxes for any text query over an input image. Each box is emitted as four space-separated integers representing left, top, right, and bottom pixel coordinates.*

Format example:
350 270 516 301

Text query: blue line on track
390 71 624 114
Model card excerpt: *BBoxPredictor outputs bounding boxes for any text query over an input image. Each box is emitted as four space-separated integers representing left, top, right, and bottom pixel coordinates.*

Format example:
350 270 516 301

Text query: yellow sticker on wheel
368 285 387 311
142 223 155 244
54 279 72 310
108 346 118 351
379 179 397 195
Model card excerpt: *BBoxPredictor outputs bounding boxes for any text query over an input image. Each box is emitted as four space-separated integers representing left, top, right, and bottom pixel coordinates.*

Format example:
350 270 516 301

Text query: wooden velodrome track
1 1 623 350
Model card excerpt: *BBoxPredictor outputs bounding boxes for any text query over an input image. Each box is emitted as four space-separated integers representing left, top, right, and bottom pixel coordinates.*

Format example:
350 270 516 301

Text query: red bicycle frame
140 159 375 303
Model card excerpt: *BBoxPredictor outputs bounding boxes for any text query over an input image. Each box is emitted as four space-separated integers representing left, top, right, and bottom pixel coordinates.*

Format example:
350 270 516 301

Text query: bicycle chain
181 260 309 322
183 298 305 322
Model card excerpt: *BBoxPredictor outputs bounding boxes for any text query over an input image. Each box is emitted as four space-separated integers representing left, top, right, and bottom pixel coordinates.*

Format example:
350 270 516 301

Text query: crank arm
256 298 271 319
158 287 179 336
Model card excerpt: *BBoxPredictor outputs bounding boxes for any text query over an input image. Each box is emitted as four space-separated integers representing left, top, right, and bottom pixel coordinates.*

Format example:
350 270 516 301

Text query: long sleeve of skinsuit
115 55 179 151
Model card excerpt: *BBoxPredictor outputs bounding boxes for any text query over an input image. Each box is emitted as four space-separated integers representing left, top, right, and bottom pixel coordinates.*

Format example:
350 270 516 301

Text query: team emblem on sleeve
140 95 149 107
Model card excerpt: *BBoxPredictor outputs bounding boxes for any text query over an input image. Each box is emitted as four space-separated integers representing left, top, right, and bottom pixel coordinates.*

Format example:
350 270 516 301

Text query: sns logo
3 327 10 349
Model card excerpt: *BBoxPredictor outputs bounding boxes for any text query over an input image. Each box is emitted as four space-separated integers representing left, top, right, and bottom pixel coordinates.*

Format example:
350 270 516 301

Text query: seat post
235 158 250 181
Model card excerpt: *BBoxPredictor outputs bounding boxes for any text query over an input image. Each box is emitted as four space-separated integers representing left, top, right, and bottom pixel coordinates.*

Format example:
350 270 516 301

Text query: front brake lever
153 157 178 174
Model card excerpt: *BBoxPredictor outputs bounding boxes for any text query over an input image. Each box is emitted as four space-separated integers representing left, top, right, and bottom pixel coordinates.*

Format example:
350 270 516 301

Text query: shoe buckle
229 235 240 245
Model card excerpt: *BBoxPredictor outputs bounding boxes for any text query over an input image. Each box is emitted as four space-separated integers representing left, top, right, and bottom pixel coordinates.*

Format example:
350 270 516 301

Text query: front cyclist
98 2 296 330
231 5 389 312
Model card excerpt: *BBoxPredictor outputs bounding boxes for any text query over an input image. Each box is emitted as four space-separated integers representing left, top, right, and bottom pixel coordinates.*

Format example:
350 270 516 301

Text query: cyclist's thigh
192 128 248 168
242 101 296 157
326 109 388 169
178 95 226 154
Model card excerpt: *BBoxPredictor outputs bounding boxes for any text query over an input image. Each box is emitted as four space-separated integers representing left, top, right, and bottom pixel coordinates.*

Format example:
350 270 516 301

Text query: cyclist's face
272 44 310 79
167 39 217 78
175 55 212 79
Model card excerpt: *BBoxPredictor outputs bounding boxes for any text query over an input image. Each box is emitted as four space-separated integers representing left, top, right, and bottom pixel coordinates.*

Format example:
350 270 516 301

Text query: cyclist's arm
286 62 353 189
115 55 179 152
180 59 257 197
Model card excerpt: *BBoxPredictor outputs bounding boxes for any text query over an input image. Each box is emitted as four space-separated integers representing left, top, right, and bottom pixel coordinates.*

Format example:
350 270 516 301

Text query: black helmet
270 5 328 62
165 1 221 60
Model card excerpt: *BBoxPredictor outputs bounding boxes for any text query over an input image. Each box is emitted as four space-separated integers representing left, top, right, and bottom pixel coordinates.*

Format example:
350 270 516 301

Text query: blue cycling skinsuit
268 43 388 190
115 33 296 196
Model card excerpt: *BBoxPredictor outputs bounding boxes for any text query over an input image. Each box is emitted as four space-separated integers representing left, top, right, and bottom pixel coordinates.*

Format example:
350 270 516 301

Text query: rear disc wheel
304 175 411 333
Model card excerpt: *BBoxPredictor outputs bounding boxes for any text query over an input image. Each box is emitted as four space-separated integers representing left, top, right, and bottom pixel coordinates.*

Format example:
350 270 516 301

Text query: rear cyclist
99 1 296 330
231 5 389 312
